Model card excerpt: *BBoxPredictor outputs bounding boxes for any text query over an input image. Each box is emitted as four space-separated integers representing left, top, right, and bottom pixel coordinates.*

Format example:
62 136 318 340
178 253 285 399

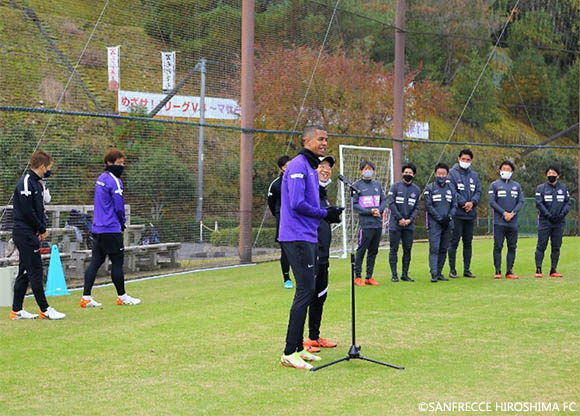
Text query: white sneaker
80 297 102 308
9 309 39 320
117 295 141 305
39 307 66 320
298 349 322 362
280 352 313 370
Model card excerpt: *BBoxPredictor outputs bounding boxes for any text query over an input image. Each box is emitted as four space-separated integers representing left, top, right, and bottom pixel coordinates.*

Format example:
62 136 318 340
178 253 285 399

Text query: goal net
331 145 394 258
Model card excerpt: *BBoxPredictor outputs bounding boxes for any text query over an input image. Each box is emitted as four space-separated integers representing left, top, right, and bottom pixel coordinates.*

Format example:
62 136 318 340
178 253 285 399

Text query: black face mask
402 174 414 183
547 175 557 184
44 169 52 178
107 165 124 178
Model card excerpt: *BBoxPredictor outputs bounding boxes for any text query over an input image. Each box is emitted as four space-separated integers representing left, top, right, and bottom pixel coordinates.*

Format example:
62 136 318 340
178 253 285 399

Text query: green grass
1 237 579 415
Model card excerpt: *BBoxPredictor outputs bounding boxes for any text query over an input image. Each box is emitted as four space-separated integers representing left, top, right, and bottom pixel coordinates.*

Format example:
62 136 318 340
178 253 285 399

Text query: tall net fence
0 0 579 281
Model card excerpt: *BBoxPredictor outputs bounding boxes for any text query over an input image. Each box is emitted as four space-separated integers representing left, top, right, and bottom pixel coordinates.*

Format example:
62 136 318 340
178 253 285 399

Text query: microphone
338 174 360 194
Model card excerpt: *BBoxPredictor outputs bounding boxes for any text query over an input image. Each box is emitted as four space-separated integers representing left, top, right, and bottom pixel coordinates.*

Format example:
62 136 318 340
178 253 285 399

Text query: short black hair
545 165 560 175
277 155 291 169
434 162 449 173
499 160 515 171
359 160 375 170
302 125 326 141
402 163 416 174
458 149 473 159
104 148 125 165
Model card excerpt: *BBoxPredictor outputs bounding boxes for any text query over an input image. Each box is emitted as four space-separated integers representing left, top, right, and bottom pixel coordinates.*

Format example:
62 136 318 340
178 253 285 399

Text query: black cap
319 155 335 168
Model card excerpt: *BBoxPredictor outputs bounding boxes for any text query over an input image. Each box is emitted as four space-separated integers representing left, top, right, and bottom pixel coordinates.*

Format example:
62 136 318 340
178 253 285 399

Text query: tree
128 146 195 220
252 44 448 135
502 48 568 134
451 50 501 127
113 106 165 153
563 59 580 129
507 10 565 63
143 0 241 67
407 0 500 84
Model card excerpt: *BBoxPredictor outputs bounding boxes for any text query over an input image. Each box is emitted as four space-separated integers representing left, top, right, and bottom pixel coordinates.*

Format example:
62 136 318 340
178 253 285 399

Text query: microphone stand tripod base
310 345 405 371
310 177 404 373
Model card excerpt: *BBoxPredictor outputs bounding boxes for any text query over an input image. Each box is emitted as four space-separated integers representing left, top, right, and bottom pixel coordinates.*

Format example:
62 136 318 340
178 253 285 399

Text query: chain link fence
0 0 578 281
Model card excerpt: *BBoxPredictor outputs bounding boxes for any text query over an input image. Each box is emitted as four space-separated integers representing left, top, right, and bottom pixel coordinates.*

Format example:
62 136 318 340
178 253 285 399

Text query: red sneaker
506 273 519 279
365 277 379 286
304 338 319 348
305 337 337 349
316 337 337 348
494 274 502 279
535 272 543 278
354 278 365 287
302 343 321 353
550 272 563 278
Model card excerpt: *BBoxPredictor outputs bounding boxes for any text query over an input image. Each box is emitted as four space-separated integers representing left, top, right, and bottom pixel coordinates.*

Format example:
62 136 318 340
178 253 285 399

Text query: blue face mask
436 176 447 185
362 170 374 179
44 169 52 178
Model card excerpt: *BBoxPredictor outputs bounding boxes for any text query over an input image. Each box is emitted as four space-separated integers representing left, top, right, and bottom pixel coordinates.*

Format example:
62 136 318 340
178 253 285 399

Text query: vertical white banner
107 46 120 91
162 51 176 92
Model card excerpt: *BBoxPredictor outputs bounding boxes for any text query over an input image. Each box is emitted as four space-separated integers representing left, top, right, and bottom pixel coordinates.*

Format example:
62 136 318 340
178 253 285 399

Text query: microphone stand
311 175 404 372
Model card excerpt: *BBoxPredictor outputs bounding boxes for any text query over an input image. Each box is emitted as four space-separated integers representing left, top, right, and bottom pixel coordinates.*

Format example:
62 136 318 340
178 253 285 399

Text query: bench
72 242 181 276
130 243 181 271
0 252 72 270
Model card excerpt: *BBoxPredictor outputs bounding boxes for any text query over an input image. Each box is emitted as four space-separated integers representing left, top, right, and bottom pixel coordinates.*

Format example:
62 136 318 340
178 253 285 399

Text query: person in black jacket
424 163 457 283
534 165 571 278
387 163 421 282
9 151 66 320
267 155 292 288
488 160 524 279
488 160 524 280
304 155 338 352
447 149 482 278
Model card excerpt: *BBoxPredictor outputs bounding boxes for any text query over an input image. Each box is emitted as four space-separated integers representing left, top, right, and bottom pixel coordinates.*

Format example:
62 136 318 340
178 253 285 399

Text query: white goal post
330 145 394 259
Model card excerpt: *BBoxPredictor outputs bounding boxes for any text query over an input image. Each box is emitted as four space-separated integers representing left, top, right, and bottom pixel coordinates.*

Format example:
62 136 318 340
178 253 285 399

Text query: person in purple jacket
80 149 141 308
279 126 343 370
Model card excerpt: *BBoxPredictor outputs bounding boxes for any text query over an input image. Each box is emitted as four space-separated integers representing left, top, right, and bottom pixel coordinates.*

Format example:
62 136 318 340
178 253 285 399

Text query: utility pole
393 0 406 182
577 73 579 235
240 0 255 263
197 59 206 228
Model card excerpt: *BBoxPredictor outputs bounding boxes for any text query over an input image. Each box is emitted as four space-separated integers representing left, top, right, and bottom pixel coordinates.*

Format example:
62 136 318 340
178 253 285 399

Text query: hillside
0 0 577 216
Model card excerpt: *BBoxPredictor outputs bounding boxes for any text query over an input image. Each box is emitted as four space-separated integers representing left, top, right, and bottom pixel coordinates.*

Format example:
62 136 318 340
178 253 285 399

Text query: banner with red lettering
118 90 241 120
107 46 120 91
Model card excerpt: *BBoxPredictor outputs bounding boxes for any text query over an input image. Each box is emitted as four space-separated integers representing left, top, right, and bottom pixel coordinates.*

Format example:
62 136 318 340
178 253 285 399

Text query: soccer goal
330 145 394 258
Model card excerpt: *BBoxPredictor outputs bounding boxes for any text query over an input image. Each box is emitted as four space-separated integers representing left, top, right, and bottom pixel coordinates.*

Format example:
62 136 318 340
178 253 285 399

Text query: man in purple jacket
80 149 141 308
279 126 343 370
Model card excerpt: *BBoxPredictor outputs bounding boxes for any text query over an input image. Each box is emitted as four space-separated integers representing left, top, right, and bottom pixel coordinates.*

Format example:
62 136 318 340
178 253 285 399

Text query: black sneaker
431 276 438 283
391 276 399 282
400 275 414 282
463 271 476 278
449 270 458 279
437 275 449 281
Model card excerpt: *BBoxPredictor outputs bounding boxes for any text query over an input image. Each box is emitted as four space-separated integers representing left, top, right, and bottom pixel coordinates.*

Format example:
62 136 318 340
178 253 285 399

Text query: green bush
210 227 278 248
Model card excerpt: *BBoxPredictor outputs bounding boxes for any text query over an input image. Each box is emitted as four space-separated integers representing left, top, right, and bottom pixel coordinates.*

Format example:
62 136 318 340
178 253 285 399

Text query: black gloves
325 206 344 223
439 217 452 226
121 223 127 232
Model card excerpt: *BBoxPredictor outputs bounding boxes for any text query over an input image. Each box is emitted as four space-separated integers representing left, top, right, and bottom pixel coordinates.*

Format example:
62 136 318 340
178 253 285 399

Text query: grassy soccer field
0 237 579 415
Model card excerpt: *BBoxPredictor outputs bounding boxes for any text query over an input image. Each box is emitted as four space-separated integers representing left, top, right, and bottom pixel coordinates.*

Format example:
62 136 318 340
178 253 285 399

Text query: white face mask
362 170 374 179
42 183 51 204
319 178 331 188
459 161 471 170
500 171 512 180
